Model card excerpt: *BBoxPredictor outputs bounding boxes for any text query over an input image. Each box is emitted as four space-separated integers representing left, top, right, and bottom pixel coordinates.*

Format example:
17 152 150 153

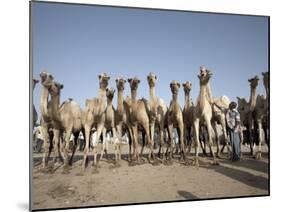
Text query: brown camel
166 80 185 161
39 71 55 168
33 79 39 127
254 72 269 159
82 73 109 169
147 73 167 158
237 75 259 156
128 77 155 163
48 81 83 166
115 77 133 161
101 87 119 161
182 81 195 154
211 96 231 157
192 66 218 166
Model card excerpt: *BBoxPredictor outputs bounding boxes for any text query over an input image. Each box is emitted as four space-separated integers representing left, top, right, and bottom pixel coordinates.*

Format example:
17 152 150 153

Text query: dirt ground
32 144 269 210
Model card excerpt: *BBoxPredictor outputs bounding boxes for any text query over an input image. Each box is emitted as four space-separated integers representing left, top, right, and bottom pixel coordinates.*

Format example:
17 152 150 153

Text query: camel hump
213 95 231 109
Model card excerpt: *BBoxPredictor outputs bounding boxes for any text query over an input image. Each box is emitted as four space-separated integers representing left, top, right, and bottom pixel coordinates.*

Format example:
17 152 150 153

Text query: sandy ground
32 144 269 210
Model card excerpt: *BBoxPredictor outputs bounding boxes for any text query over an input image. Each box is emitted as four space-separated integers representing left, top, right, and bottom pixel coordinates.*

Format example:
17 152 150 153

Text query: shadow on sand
177 190 198 200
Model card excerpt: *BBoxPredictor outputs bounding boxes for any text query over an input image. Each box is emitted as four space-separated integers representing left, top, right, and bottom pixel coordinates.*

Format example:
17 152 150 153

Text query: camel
33 79 39 127
166 80 185 161
128 77 156 163
192 66 218 166
182 81 195 153
147 73 167 158
253 72 269 159
47 81 83 166
115 77 133 161
82 73 109 169
237 75 259 156
39 71 55 168
101 87 119 161
211 96 231 157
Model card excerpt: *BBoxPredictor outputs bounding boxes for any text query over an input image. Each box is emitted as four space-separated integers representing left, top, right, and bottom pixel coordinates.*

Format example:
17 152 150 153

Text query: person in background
33 126 44 153
78 132 84 151
226 101 241 161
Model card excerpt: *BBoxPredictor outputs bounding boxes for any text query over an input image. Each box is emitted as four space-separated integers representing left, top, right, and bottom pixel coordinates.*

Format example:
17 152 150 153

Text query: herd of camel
32 66 269 170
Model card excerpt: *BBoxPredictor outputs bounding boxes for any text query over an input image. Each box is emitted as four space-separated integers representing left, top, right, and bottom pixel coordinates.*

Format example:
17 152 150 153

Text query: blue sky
31 2 268 115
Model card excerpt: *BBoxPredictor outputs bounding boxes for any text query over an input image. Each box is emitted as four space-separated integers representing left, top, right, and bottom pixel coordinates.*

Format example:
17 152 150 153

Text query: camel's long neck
249 87 257 111
117 89 124 113
40 87 49 118
172 93 178 103
149 86 156 101
107 99 113 107
131 89 137 103
184 91 191 108
99 88 106 100
264 84 269 101
49 94 61 122
198 84 210 111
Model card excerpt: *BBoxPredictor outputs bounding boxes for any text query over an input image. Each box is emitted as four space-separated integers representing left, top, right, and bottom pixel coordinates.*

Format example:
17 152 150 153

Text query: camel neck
172 93 178 102
198 83 211 109
49 94 61 122
184 91 191 108
249 87 257 110
40 87 49 117
131 89 137 102
117 89 124 113
99 88 106 99
107 99 113 106
149 86 156 101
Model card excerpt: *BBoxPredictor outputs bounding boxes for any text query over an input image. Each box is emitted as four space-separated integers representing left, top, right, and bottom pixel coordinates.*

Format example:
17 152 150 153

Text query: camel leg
41 123 50 168
211 121 220 157
111 127 119 161
82 125 91 170
140 131 146 158
127 126 133 161
69 132 79 165
132 125 140 161
52 129 60 165
100 128 107 161
193 119 200 166
205 119 218 164
166 123 174 161
158 124 165 159
177 124 185 162
94 122 104 166
249 119 255 156
63 130 72 167
256 119 263 160
143 123 155 164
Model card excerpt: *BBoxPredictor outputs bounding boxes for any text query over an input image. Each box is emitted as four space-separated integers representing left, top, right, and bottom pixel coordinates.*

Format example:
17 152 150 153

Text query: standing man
226 102 241 161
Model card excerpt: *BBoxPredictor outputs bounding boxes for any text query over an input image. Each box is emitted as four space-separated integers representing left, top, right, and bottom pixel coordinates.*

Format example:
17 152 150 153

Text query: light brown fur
82 73 109 169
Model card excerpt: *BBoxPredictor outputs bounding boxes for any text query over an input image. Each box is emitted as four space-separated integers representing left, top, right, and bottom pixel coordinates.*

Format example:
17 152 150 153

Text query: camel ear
177 82 180 88
138 79 140 84
98 75 101 79
128 78 132 83
197 75 201 79
49 74 54 80
124 79 127 83
182 83 185 87
236 97 241 101
248 79 251 82
155 75 157 80
60 84 64 89
106 88 109 92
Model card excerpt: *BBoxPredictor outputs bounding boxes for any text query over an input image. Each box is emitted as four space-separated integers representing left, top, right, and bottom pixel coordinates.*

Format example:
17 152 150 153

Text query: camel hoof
192 158 199 167
211 160 220 166
255 152 262 160
164 159 173 166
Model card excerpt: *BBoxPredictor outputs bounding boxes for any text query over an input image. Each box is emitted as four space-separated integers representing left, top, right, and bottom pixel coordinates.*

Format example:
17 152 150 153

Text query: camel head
128 77 140 91
49 81 64 97
106 88 115 100
40 71 54 89
236 97 248 113
198 66 213 84
98 73 110 89
262 71 269 88
248 75 259 89
147 72 157 87
115 77 126 91
182 81 192 94
170 80 180 95
33 78 39 90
